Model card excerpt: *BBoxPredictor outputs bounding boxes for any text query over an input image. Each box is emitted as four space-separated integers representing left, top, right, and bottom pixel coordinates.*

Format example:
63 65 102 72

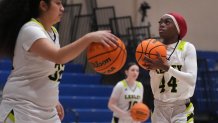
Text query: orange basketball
135 39 166 70
130 102 150 122
87 38 127 75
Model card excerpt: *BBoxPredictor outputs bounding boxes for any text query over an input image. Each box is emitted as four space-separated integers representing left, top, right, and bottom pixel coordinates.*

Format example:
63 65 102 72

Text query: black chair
93 6 116 30
86 0 98 14
128 25 151 41
71 15 94 65
62 0 67 6
57 4 82 46
72 15 93 40
109 16 133 46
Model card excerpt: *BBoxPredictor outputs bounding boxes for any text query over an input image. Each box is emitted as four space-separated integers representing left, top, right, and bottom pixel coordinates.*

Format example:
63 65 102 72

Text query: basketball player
108 62 144 123
144 12 197 123
0 0 117 123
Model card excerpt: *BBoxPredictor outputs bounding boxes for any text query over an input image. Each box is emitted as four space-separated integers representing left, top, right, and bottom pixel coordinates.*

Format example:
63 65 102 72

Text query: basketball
135 39 166 70
130 102 150 122
87 38 127 75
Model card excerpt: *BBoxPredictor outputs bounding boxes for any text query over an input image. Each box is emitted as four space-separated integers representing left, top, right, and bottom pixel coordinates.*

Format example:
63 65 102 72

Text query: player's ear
39 0 49 12
125 70 128 76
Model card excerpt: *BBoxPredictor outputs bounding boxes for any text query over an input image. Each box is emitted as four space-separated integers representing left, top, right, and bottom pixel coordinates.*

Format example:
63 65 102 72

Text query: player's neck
36 17 53 31
163 36 179 45
125 79 136 87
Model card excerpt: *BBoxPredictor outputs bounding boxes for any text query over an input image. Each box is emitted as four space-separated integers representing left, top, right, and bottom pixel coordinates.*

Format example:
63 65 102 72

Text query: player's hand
143 55 156 70
56 101 65 121
144 52 169 71
85 30 118 48
119 110 131 119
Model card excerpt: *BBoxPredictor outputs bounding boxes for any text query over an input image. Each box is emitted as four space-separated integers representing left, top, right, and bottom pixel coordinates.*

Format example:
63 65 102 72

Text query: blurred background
0 0 218 123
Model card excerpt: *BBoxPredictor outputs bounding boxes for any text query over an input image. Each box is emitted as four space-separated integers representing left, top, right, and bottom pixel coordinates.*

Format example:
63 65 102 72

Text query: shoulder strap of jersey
51 26 58 34
30 18 58 34
121 80 143 89
177 40 187 51
30 18 43 28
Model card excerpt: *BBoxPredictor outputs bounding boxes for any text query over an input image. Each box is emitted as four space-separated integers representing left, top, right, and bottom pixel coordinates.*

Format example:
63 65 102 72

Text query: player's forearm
56 35 91 64
108 104 129 118
168 66 197 87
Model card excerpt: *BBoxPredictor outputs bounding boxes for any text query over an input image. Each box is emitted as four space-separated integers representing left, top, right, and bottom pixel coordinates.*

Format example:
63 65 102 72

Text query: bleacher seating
0 59 13 71
0 58 115 122
60 66 115 122
64 109 112 123
60 96 109 109
64 63 84 73
194 51 218 122
59 84 112 97
61 73 101 85
0 70 10 88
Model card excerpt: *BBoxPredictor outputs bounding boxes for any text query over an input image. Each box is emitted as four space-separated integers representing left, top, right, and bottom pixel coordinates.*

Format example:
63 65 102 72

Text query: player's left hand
56 101 65 121
144 52 169 71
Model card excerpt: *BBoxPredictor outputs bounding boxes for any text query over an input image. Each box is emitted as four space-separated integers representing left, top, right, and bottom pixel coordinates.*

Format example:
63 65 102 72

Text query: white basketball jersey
150 41 197 102
111 80 144 120
1 18 64 109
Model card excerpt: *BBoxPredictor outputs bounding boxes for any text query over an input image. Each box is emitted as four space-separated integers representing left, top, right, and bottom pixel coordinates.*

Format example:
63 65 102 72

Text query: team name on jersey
156 65 182 74
125 95 141 100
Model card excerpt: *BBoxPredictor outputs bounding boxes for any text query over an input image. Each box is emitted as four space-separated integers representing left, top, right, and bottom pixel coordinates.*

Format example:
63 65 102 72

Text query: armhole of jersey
177 40 187 51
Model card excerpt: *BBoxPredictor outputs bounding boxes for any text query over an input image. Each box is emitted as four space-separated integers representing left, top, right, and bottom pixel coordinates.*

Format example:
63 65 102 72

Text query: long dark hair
0 0 51 58
124 62 138 71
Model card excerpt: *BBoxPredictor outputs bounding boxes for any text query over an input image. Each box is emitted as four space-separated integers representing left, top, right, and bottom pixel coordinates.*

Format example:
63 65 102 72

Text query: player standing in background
0 0 117 123
144 12 197 123
108 62 144 123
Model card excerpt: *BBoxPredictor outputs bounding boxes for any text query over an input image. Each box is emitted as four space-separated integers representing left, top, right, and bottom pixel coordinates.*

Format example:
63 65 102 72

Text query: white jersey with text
111 80 144 123
0 19 64 122
150 41 197 102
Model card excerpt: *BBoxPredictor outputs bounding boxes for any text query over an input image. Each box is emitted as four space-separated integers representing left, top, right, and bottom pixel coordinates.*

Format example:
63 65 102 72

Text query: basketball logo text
92 58 111 68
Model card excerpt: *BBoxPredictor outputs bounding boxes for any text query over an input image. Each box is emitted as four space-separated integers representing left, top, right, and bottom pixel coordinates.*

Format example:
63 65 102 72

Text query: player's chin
159 32 167 39
132 76 138 80
57 18 62 22
54 19 61 25
55 16 62 22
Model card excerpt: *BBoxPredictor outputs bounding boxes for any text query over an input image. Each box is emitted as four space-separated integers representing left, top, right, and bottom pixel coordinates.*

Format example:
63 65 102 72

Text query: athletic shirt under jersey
111 80 144 119
150 41 197 102
2 18 64 108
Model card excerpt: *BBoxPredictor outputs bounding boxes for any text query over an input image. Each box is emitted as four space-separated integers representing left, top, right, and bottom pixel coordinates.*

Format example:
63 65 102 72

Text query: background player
108 62 144 123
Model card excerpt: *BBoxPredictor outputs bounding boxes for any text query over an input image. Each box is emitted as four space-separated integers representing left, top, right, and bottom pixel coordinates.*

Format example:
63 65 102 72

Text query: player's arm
56 101 64 121
30 31 117 64
108 83 130 118
108 97 130 118
167 43 197 87
140 85 144 102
